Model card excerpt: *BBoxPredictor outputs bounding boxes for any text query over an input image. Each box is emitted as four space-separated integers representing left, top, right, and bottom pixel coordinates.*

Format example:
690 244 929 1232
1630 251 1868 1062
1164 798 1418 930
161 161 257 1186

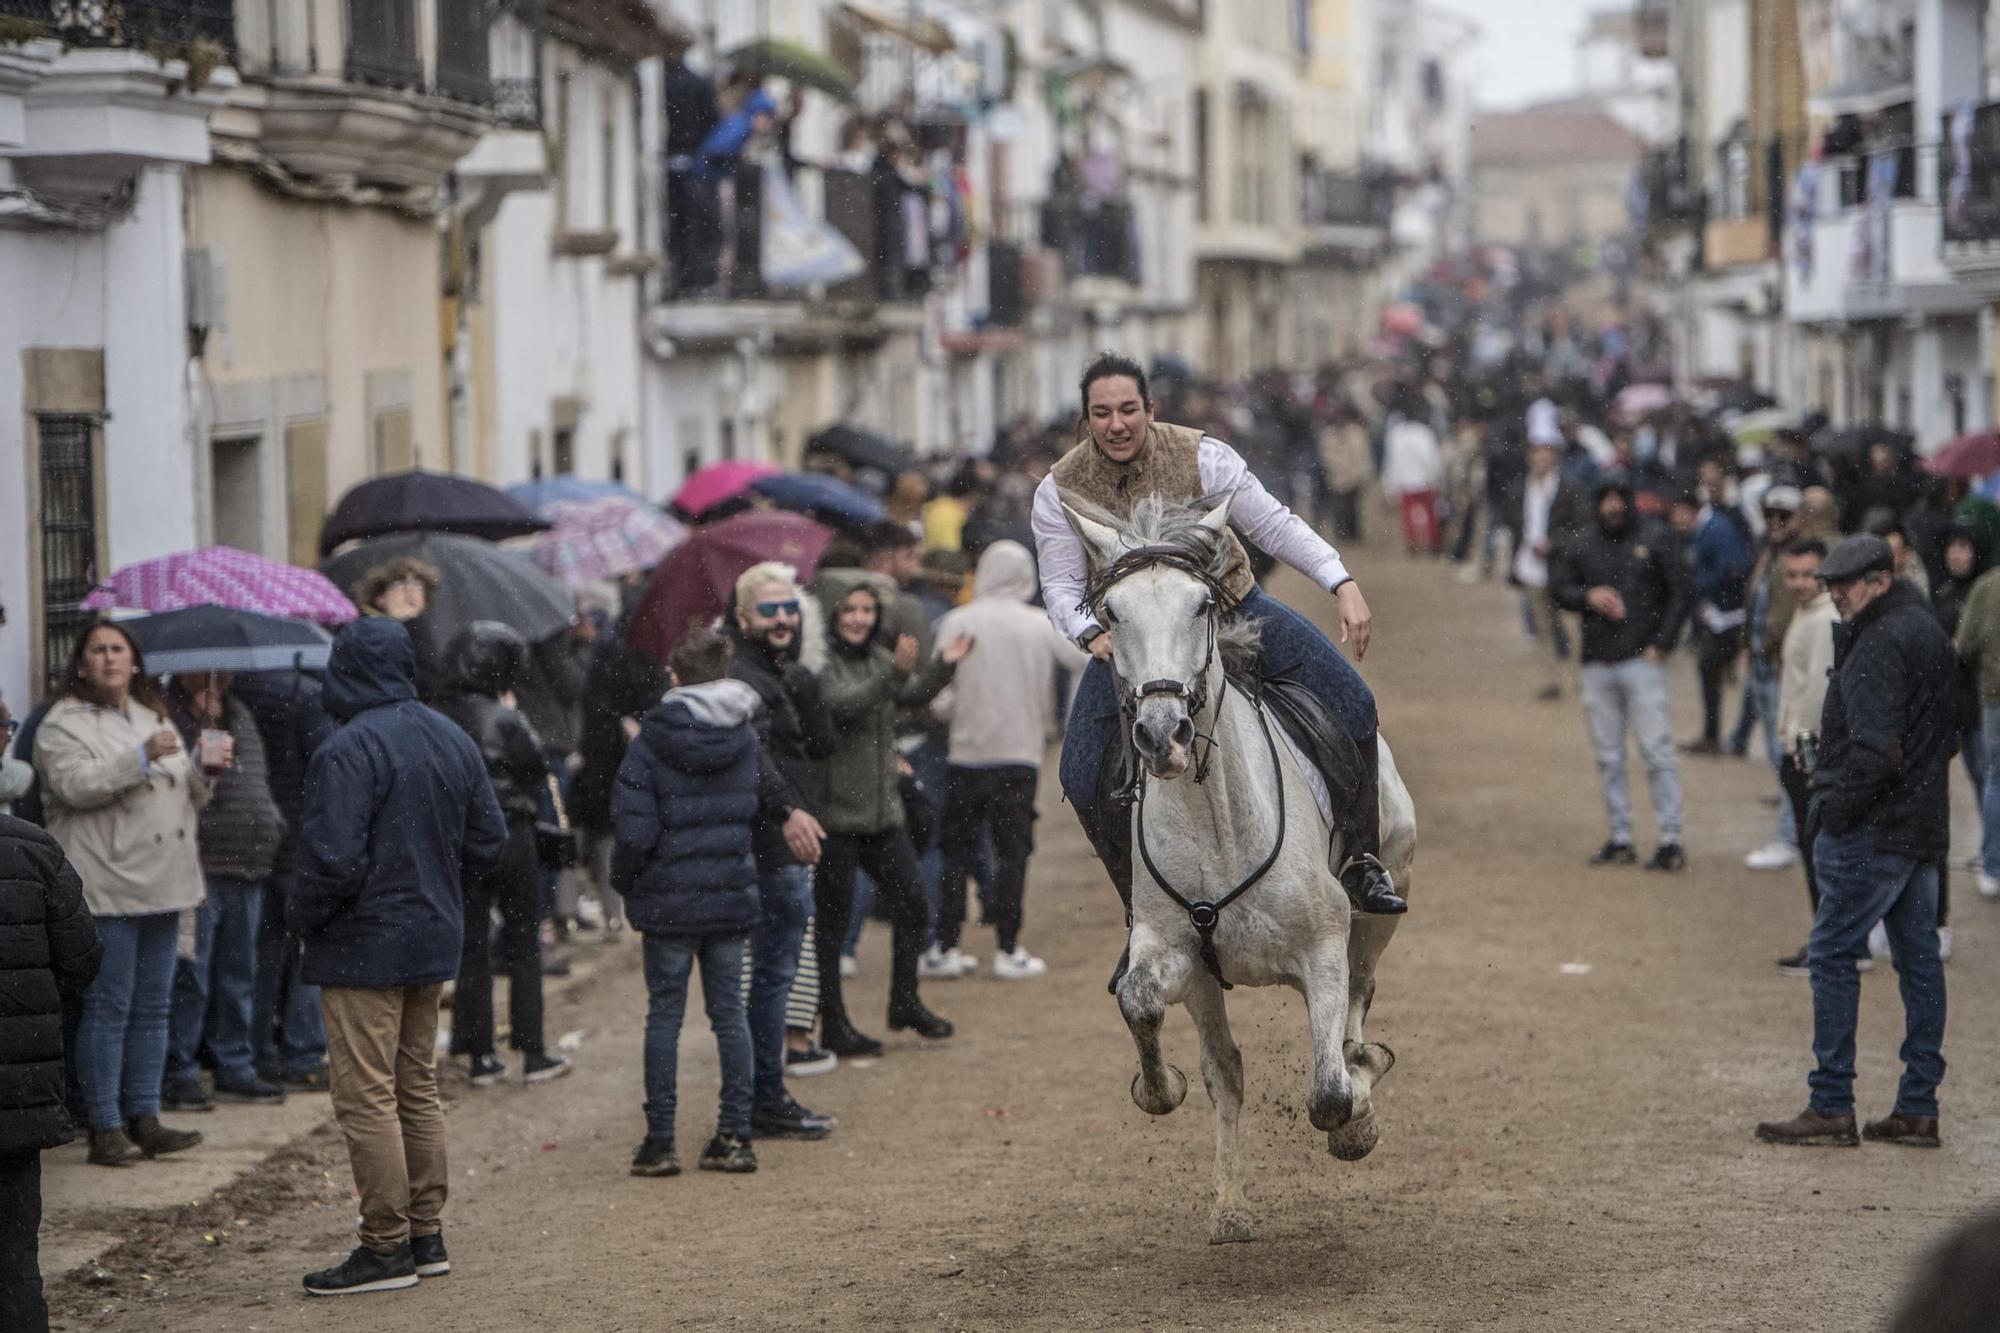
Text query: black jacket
1811 581 1961 860
723 620 835 868
290 618 508 989
434 623 551 822
0 815 101 1152
1552 516 1691 663
230 670 338 884
168 690 287 884
571 635 670 834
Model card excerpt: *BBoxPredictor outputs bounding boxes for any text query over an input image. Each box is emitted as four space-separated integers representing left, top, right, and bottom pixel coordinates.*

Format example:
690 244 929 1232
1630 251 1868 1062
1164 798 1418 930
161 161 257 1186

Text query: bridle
1081 543 1287 990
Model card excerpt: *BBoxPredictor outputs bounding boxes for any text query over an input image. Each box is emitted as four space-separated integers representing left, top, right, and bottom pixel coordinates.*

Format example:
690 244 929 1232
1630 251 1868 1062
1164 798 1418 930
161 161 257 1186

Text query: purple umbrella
85 547 358 625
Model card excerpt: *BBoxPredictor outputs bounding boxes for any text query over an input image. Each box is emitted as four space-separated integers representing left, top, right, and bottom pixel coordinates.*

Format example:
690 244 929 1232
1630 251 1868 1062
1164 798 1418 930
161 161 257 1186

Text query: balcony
344 0 421 91
1301 167 1390 258
1941 102 2000 295
1785 147 1981 323
1638 139 1701 232
0 0 235 55
1040 195 1141 287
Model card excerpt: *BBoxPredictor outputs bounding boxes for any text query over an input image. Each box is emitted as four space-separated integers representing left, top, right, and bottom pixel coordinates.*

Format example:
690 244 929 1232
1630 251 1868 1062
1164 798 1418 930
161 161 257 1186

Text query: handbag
536 772 581 870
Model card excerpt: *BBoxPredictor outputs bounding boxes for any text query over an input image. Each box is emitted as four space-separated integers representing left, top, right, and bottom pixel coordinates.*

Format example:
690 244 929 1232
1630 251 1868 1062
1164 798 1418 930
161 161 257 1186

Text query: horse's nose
1134 713 1195 759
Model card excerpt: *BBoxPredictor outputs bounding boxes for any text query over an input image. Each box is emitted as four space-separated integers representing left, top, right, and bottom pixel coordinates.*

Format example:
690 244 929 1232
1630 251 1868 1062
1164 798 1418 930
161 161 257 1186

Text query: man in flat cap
1757 535 1958 1149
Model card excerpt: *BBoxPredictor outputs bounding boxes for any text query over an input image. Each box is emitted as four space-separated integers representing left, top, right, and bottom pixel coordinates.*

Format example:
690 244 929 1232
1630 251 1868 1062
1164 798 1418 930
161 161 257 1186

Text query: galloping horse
1063 493 1416 1244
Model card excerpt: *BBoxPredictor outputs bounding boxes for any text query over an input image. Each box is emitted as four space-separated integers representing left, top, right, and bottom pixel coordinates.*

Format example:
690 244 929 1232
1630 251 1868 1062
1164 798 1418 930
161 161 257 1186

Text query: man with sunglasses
722 564 837 1142
1742 486 1806 872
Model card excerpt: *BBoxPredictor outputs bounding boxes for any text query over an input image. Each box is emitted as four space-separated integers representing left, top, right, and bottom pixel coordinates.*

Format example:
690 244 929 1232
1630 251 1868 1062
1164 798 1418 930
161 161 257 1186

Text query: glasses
390 577 427 591
754 599 801 619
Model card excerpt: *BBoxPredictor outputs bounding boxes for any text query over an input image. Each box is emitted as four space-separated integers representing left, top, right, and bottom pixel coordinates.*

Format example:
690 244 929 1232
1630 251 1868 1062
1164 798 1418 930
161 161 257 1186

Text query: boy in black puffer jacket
612 628 768 1178
0 814 103 1332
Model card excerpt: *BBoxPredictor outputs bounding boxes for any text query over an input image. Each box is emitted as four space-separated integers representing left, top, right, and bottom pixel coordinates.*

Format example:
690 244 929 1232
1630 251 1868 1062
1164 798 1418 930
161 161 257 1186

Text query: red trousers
1398 490 1439 553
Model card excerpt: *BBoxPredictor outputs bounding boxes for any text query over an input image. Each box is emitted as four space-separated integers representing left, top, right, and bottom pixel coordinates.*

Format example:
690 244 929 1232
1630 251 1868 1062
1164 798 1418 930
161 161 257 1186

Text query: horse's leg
1118 927 1190 1116
1183 975 1253 1244
1300 937 1355 1133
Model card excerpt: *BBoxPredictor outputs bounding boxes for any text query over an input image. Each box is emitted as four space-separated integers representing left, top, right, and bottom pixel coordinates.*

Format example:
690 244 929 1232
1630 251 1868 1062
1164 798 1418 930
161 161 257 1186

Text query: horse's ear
1062 502 1124 568
1197 496 1233 536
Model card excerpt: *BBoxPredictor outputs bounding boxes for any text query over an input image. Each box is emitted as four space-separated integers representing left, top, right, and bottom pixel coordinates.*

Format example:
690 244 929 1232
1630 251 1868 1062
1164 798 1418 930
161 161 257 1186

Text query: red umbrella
626 509 833 664
670 460 781 519
1923 432 2000 479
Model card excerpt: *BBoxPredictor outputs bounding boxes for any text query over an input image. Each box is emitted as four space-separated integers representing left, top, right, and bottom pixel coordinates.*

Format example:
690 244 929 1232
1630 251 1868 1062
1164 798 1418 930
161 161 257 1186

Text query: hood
974 540 1037 603
1947 521 1993 585
640 682 760 776
441 620 530 698
813 567 891 653
323 618 418 721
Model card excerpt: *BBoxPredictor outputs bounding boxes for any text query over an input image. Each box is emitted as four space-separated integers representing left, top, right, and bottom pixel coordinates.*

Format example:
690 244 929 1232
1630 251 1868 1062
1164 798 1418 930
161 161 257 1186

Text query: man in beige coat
1774 537 1838 974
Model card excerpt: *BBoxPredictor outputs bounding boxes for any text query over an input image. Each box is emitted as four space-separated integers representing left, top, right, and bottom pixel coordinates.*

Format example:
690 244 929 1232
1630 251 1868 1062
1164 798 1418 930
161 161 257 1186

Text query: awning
1808 74 1913 121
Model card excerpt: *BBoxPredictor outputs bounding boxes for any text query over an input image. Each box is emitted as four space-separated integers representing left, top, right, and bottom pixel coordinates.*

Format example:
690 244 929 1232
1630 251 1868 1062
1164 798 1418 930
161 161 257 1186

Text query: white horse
1064 493 1415 1245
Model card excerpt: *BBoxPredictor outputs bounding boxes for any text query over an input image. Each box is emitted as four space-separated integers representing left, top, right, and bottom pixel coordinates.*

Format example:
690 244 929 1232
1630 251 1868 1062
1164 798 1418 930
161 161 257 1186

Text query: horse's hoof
1131 1065 1188 1116
1327 1111 1380 1162
1346 1040 1396 1083
1308 1080 1355 1133
1208 1209 1257 1245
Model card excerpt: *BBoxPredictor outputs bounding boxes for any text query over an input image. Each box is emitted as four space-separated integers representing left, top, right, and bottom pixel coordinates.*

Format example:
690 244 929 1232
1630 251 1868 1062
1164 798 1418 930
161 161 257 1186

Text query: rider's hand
1335 582 1372 660
1087 632 1114 663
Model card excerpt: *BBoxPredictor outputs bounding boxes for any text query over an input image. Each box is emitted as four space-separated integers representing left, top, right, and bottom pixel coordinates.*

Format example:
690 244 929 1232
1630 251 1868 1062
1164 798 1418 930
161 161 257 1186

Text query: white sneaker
1453 564 1481 585
1744 842 1800 872
992 948 1049 980
1868 921 1891 961
838 954 858 979
918 946 968 980
1980 873 2000 900
1938 925 1954 963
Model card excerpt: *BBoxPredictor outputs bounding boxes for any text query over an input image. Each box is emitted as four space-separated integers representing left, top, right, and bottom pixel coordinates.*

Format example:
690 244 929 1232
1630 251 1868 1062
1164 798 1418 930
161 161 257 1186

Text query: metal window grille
36 413 98 690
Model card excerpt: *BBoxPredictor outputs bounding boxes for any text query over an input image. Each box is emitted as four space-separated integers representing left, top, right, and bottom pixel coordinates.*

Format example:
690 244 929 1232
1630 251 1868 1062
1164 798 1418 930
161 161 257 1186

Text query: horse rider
1031 351 1407 976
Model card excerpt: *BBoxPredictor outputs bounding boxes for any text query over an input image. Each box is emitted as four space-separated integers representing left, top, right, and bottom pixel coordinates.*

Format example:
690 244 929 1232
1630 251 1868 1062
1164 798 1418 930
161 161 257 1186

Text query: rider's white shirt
1030 434 1354 645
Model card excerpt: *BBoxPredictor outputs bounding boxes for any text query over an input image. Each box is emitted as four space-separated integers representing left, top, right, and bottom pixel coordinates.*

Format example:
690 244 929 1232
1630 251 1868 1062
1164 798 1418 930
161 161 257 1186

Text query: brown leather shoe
1862 1113 1941 1148
87 1127 143 1167
125 1114 203 1158
1755 1108 1859 1147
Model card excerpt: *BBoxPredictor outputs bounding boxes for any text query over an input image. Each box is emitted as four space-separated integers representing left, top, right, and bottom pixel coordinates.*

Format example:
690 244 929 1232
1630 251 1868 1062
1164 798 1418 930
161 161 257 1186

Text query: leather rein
1085 544 1287 990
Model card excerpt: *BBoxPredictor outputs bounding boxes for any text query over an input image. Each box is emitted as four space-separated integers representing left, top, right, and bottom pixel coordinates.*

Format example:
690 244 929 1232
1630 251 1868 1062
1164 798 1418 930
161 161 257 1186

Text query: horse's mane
1064 490 1261 676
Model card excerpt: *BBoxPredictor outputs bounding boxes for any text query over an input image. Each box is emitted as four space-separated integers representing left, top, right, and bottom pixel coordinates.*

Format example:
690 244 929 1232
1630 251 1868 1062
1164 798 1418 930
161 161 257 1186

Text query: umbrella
670 459 780 519
506 474 646 515
725 38 856 102
319 469 550 556
122 605 332 675
1924 431 2000 479
1614 383 1673 418
1815 425 1913 459
531 498 689 589
749 471 888 532
1729 408 1790 447
320 532 574 659
626 511 833 665
805 425 913 479
84 546 357 625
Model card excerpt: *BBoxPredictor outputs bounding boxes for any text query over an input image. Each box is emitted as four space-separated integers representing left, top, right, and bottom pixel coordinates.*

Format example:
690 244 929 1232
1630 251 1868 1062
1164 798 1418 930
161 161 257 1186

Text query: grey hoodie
662 677 763 730
932 541 1087 769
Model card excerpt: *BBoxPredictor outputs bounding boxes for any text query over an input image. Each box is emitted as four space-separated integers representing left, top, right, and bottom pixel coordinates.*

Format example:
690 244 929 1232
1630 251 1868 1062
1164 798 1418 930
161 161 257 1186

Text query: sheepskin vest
1049 421 1255 603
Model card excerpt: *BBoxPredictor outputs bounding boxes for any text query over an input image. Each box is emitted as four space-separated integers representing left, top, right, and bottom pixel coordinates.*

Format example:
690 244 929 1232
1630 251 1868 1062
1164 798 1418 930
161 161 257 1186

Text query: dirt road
46 552 1997 1332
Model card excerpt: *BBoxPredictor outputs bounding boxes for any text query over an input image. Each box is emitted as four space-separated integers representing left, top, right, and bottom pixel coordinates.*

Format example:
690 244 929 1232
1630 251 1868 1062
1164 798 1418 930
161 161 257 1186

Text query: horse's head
1063 493 1233 781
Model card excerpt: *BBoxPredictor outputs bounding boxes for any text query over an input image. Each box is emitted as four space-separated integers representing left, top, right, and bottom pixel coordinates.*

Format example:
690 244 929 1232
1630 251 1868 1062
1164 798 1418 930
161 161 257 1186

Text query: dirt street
45 552 1998 1332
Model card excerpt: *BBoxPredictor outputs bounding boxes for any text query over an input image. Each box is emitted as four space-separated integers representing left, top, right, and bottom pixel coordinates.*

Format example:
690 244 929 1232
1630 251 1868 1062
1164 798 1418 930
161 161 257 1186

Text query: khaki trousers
321 984 448 1252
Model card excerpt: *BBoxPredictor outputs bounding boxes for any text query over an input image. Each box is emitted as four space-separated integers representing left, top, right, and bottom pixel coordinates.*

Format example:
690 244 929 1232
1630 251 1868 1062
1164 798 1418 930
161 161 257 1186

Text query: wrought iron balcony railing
0 0 235 54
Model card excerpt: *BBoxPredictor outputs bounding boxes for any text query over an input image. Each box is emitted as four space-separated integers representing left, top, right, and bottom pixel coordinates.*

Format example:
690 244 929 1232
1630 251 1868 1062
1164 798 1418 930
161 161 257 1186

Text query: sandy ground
43 548 2000 1332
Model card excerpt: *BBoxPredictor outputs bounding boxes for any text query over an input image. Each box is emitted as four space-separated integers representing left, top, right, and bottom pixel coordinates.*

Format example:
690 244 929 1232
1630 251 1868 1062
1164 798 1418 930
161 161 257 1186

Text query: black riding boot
1337 739 1407 916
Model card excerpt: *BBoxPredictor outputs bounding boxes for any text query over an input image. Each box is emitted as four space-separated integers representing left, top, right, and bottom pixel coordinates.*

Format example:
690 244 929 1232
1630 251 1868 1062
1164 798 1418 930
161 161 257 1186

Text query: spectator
1382 395 1444 555
720 563 839 1137
1670 473 1753 755
662 53 722 294
0 814 101 1333
433 623 571 1088
0 697 29 816
1316 400 1373 544
1552 473 1690 872
350 557 442 699
1952 535 2000 900
1757 535 1956 1150
929 541 1081 979
1771 538 1838 974
569 609 671 932
1741 486 1805 872
810 573 967 1056
291 618 507 1297
1514 438 1589 701
612 628 766 1178
35 622 209 1167
161 670 289 1110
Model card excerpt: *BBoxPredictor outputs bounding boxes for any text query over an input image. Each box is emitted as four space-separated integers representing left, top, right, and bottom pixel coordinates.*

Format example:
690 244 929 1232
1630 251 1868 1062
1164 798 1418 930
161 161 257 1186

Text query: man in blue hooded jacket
290 618 506 1297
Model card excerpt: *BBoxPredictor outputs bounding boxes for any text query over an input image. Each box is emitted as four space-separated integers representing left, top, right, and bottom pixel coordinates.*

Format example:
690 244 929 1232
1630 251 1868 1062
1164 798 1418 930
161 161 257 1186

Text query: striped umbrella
530 497 688 589
84 546 358 625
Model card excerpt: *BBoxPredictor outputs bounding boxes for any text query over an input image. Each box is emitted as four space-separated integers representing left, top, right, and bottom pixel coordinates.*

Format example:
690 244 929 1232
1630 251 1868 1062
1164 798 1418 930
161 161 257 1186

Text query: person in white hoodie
1382 392 1444 556
928 542 1086 980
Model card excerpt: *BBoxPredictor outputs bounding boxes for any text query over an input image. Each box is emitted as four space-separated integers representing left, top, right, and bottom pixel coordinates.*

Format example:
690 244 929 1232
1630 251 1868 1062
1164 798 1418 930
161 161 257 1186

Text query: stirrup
1339 853 1407 915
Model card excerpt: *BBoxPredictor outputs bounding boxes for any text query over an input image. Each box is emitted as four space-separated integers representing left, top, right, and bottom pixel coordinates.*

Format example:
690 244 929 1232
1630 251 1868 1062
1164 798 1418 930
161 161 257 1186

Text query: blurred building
1471 103 1646 248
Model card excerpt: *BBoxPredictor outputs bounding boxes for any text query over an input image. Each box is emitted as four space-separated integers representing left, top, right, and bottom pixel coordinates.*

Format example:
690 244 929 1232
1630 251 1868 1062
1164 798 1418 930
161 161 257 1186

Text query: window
373 408 414 472
554 426 575 476
210 435 263 553
36 413 98 688
602 92 618 236
285 420 329 567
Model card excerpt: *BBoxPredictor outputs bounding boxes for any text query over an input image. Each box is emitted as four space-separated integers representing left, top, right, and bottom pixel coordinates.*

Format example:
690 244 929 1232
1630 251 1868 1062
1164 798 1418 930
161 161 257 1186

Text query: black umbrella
1814 425 1913 458
321 533 574 660
319 469 550 556
123 605 332 675
806 425 914 479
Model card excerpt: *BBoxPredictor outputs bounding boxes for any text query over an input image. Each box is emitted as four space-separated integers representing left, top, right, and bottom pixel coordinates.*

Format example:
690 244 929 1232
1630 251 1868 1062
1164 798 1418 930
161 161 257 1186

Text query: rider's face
1086 376 1152 463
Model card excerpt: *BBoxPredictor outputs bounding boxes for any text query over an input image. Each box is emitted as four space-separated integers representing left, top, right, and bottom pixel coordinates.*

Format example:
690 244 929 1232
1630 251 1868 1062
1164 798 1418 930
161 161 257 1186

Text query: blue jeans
1059 585 1376 846
1578 658 1684 844
1981 703 2000 878
1745 661 1794 845
252 873 324 1077
749 867 812 1106
642 931 753 1142
76 913 178 1130
1807 827 1946 1119
167 877 264 1089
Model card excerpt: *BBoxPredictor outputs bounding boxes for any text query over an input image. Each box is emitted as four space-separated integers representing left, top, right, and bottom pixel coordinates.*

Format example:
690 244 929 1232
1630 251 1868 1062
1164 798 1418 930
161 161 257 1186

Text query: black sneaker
821 1018 884 1059
410 1232 449 1278
160 1079 214 1113
522 1053 573 1085
212 1076 286 1105
1644 843 1687 873
631 1137 681 1177
750 1095 833 1141
1776 947 1810 976
784 1043 838 1077
468 1054 508 1088
1588 841 1637 866
303 1243 419 1296
698 1133 757 1174
886 1002 954 1040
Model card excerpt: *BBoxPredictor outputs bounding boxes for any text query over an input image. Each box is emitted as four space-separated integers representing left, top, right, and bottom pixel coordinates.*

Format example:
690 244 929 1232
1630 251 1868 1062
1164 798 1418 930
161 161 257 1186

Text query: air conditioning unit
184 247 228 337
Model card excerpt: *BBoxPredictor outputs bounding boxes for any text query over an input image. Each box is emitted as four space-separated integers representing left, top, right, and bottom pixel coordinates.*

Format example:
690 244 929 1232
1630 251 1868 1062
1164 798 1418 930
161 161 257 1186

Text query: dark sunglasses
754 599 801 619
